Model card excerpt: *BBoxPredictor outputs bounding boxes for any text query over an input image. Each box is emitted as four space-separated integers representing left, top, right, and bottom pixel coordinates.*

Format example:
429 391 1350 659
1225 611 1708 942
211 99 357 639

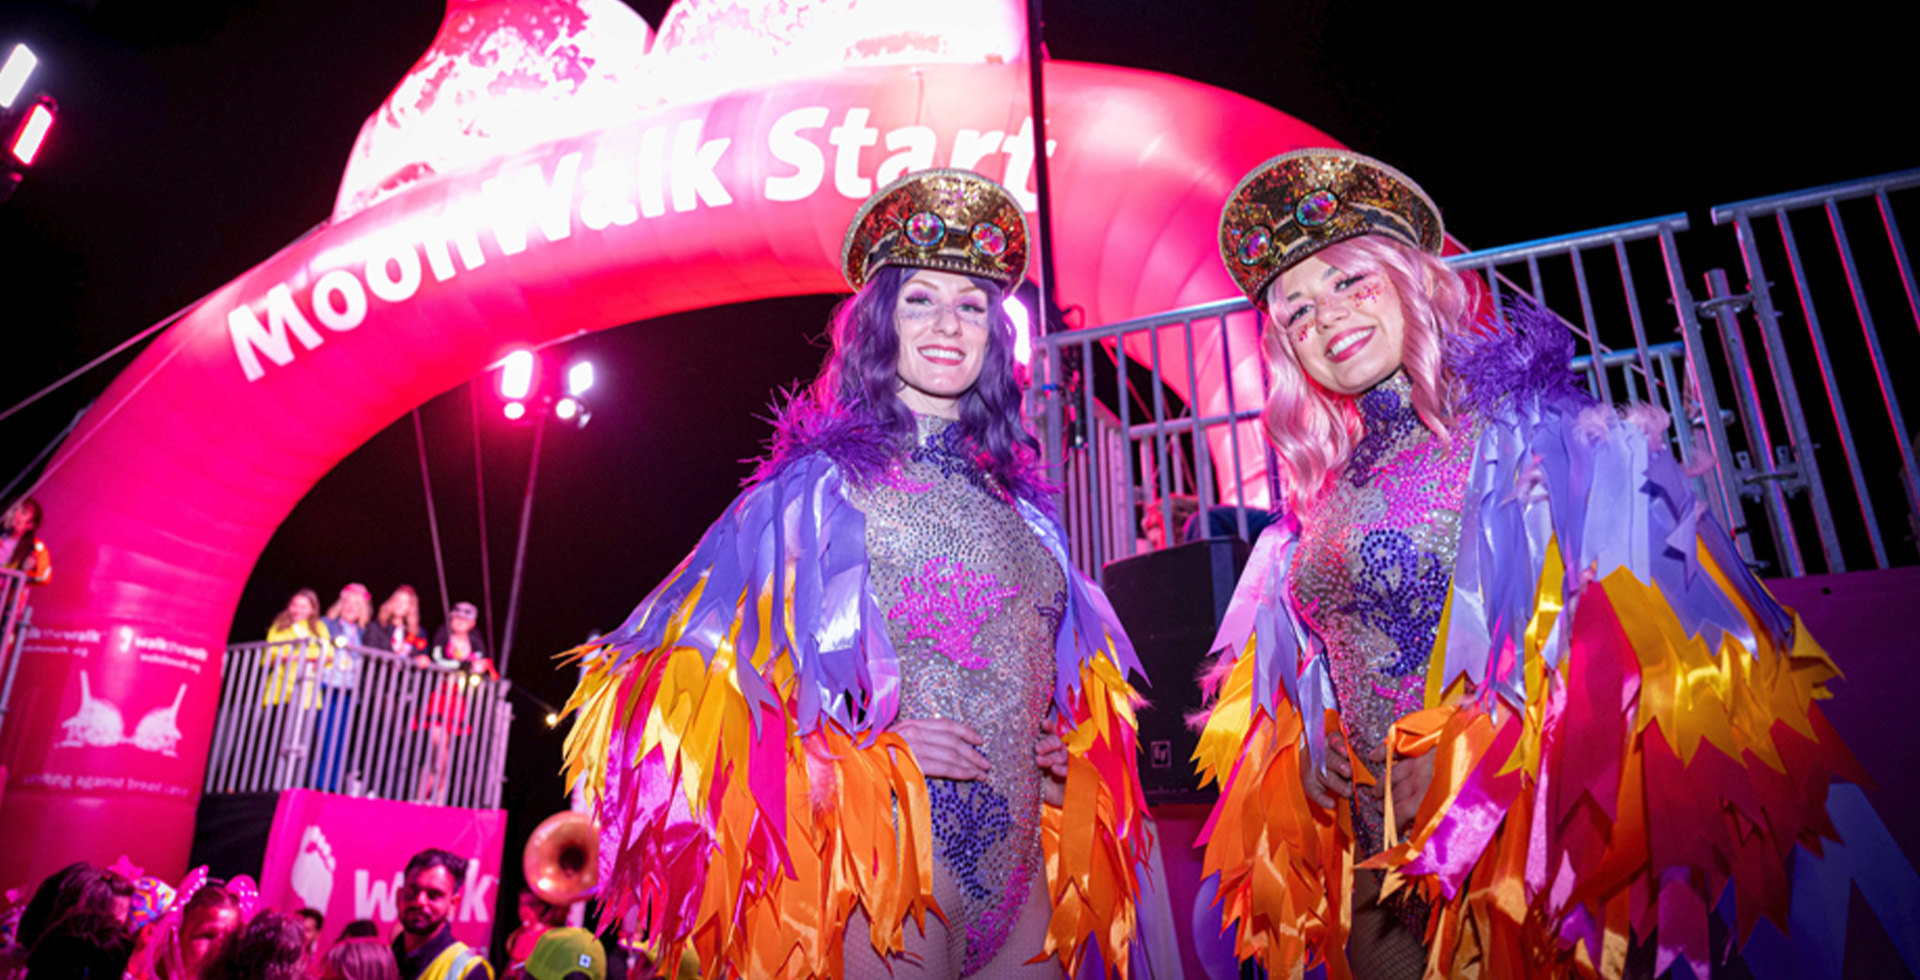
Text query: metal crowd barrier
204 639 511 809
1030 167 1919 583
1706 168 1920 576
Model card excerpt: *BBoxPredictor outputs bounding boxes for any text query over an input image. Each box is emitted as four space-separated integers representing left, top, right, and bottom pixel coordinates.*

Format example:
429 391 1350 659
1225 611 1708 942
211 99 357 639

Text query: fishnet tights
1348 869 1429 980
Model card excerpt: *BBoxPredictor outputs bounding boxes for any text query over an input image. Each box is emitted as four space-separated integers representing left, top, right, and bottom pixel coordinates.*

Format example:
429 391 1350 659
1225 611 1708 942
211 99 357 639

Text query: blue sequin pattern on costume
1289 372 1481 857
930 781 1014 900
854 416 1063 976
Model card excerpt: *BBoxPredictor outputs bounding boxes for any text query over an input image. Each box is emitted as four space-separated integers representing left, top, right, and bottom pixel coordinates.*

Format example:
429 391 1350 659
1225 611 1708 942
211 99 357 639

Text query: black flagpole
1025 0 1059 332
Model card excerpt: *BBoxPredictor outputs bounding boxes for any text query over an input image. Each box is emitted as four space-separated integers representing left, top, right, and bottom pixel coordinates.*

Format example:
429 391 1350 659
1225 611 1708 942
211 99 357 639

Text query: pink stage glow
0 0 1341 886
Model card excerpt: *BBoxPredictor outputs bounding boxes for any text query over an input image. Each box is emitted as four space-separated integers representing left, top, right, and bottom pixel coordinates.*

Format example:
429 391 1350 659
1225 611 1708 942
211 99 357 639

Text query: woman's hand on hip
1302 725 1356 810
892 718 990 780
1369 743 1435 835
1035 718 1070 807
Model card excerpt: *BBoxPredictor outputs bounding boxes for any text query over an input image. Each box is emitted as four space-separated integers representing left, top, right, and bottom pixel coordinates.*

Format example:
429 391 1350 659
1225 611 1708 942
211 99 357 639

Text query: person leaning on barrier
390 850 489 980
313 583 372 792
559 169 1154 980
362 585 427 659
414 601 494 804
1192 148 1897 979
1 497 51 586
263 588 332 711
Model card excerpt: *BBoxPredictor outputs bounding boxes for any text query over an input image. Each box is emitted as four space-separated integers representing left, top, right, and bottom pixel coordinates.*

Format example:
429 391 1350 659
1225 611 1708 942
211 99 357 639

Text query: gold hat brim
1218 148 1444 311
841 168 1031 291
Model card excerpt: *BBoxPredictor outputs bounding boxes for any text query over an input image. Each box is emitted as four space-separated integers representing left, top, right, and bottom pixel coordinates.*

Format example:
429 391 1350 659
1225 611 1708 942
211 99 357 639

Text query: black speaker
1102 536 1251 804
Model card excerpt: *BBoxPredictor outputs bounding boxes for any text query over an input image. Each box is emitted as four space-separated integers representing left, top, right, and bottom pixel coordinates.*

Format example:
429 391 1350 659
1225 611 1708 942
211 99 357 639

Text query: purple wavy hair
755 265 1050 508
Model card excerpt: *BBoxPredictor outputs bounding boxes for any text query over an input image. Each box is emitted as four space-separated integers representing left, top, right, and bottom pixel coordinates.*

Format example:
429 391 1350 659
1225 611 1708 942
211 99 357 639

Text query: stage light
567 361 593 396
545 712 560 728
0 45 34 109
555 397 578 421
500 349 535 399
503 401 526 420
11 99 53 166
1004 296 1032 366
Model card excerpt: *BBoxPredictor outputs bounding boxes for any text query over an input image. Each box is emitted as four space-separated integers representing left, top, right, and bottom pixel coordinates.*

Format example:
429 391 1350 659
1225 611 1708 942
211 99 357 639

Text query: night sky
0 0 1908 943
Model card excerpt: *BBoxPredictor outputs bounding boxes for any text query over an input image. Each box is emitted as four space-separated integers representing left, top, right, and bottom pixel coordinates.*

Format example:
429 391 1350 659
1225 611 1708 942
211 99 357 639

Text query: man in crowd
392 848 491 980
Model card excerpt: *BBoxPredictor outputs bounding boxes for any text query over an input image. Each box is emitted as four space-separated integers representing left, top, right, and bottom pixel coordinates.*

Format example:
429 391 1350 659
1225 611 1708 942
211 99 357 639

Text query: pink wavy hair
1260 235 1479 512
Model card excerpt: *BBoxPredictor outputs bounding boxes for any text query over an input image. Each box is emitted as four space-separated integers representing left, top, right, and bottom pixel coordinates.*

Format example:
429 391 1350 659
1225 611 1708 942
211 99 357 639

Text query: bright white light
567 361 594 396
11 102 52 166
545 712 560 728
1004 296 1032 366
500 349 535 399
0 45 35 110
555 397 579 421
503 401 526 420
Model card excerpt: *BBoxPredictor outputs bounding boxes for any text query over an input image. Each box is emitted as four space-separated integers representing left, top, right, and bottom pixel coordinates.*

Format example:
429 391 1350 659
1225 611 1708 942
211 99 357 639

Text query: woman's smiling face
1271 252 1407 395
892 268 991 418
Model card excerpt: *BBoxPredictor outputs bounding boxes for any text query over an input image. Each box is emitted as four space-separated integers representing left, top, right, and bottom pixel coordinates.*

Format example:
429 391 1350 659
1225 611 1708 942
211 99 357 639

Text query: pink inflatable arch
0 10 1338 886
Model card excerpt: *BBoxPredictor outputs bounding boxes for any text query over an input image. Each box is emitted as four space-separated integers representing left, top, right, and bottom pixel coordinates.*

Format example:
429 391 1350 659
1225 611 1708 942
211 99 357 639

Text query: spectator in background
500 891 564 978
312 583 372 792
13 864 123 952
0 497 51 688
362 587 426 660
1 497 51 586
1139 492 1276 552
1138 492 1200 551
338 922 378 943
291 909 322 975
318 940 397 980
24 910 132 980
416 602 494 804
520 929 601 980
425 603 491 675
263 590 332 711
202 912 306 980
5 863 133 979
167 882 244 980
390 850 488 980
322 585 372 648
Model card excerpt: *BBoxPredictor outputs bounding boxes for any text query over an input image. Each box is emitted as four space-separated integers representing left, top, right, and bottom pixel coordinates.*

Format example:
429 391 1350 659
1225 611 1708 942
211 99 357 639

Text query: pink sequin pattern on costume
889 558 1019 669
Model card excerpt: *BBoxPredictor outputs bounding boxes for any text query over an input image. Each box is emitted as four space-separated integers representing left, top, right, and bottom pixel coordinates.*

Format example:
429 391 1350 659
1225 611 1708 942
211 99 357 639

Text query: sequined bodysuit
852 416 1065 975
1289 373 1481 857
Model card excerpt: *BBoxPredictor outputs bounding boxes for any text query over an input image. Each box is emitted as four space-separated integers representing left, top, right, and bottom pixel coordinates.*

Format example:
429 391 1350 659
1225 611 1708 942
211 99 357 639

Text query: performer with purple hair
561 170 1151 980
1194 149 1907 979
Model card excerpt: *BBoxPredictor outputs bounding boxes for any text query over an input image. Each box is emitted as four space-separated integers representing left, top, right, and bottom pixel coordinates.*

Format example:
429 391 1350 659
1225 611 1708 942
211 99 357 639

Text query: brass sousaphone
523 810 599 905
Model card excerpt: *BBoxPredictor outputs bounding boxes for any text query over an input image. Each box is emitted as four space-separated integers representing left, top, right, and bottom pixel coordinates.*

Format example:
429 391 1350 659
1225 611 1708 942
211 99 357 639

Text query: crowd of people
258 585 498 803
0 849 627 980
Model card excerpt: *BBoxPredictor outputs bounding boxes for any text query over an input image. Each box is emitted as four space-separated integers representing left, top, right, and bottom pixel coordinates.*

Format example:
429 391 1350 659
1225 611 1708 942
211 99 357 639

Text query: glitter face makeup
1273 258 1409 395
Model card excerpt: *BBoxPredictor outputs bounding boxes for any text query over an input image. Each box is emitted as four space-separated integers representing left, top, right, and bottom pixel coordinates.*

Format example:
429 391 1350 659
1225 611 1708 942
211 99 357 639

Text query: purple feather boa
749 390 904 490
750 389 1056 514
1449 300 1591 422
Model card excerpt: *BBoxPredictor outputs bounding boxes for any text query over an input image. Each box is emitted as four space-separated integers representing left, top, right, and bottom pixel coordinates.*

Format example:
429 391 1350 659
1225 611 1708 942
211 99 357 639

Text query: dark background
0 0 1910 953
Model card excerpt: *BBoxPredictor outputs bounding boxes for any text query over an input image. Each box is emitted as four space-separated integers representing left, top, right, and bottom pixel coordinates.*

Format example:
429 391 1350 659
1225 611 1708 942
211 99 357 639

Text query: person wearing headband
562 169 1150 980
1193 148 1879 978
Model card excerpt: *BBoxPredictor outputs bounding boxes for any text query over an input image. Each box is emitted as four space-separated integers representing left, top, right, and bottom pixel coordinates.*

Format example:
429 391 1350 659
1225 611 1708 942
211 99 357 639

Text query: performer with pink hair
562 170 1150 980
1194 149 1900 979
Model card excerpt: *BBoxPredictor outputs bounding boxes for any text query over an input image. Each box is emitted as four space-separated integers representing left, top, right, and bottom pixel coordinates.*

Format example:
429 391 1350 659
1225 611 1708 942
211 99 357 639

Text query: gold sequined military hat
842 168 1030 291
1218 148 1444 310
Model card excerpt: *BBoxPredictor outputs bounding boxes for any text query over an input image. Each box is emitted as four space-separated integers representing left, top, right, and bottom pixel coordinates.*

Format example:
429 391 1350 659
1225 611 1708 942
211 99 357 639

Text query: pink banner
257 790 506 950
